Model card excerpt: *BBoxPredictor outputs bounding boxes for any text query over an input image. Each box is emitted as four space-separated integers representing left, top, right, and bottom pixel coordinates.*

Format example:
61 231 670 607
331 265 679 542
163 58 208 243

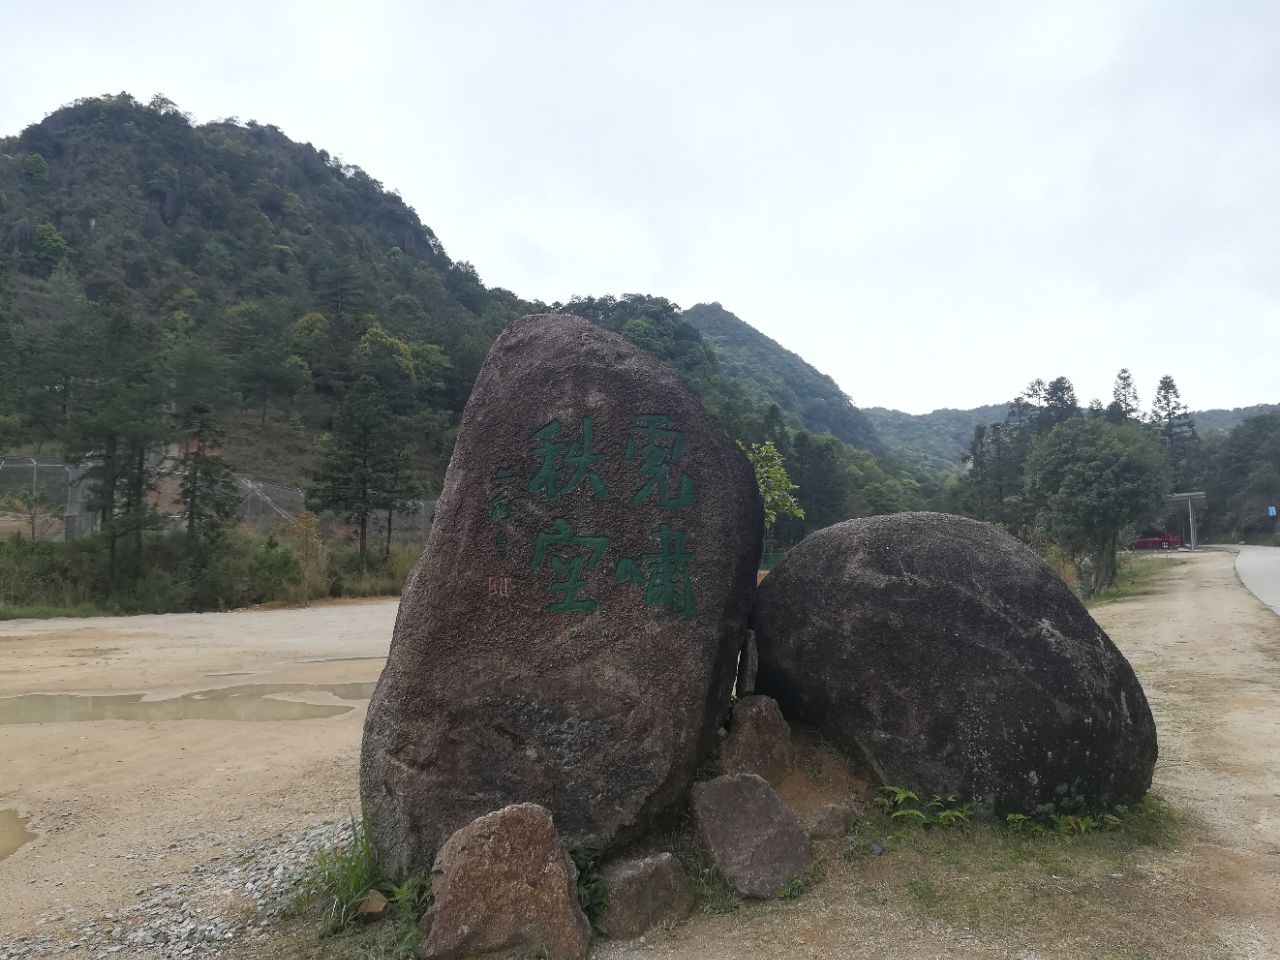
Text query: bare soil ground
3 550 1279 959
0 599 395 940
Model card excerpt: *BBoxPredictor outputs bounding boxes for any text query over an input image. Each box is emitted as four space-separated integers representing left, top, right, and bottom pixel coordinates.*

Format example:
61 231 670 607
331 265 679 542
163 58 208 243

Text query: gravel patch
0 821 349 959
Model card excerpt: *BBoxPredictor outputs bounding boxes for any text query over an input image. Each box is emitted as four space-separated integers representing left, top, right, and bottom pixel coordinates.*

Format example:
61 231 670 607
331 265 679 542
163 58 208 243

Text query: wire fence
0 458 435 547
236 475 435 547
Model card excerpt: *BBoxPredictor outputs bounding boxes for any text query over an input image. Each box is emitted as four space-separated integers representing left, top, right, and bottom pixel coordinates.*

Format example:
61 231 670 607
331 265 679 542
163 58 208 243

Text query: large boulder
692 773 813 899
362 314 764 878
423 804 590 960
753 512 1158 814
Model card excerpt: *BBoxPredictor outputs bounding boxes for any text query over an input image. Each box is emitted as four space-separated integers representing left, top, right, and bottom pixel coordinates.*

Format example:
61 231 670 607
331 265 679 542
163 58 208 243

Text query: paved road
1234 544 1280 616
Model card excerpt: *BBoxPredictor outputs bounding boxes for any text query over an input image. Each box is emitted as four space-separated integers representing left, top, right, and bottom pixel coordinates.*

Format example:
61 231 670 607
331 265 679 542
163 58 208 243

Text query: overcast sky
3 1 1277 414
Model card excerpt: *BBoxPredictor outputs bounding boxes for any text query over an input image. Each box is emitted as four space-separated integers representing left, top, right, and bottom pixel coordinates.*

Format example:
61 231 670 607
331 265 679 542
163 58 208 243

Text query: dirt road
0 600 395 939
2 551 1279 958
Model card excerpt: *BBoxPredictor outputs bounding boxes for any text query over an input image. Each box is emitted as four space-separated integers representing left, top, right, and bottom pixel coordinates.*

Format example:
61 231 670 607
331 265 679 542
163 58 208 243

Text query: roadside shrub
121 566 191 614
246 536 303 602
0 525 414 616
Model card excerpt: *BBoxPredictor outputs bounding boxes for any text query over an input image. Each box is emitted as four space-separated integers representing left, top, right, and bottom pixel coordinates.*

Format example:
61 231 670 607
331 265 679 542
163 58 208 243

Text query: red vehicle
1135 532 1182 550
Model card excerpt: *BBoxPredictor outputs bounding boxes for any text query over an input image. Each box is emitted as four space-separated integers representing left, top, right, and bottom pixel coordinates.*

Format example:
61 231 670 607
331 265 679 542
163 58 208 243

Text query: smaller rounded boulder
753 512 1158 814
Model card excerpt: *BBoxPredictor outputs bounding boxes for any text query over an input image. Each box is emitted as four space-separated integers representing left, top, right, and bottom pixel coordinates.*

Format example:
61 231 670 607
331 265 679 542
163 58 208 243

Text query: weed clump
567 841 608 925
289 816 427 958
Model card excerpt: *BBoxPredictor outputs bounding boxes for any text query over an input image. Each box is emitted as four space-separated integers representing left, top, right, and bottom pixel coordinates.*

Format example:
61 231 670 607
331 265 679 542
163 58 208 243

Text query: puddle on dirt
0 682 377 724
204 671 256 677
0 809 36 861
296 656 386 663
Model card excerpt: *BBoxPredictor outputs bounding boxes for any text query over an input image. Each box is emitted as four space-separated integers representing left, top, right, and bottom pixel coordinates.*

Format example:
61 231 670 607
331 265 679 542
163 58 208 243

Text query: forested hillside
863 404 1009 472
868 401 1277 471
682 302 882 453
0 94 941 613
1192 404 1280 436
948 371 1280 584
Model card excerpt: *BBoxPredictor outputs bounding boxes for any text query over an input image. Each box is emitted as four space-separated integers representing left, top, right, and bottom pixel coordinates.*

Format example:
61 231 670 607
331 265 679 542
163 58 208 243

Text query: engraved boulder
361 313 763 879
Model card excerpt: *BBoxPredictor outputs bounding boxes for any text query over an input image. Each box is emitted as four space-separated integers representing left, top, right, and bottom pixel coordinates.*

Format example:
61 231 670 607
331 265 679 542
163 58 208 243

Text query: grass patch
292 817 383 933
778 859 824 900
669 825 741 915
843 793 1182 933
906 878 942 908
1086 553 1185 607
285 816 426 959
0 602 111 620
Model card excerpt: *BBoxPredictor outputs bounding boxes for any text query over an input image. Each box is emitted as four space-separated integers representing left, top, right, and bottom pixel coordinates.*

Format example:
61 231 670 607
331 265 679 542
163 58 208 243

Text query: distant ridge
683 302 882 454
865 401 1279 471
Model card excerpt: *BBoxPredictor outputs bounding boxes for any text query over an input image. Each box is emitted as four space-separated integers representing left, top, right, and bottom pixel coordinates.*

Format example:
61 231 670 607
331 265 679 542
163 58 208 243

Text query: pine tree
307 376 405 569
177 403 241 549
1041 376 1080 430
1150 375 1200 489
64 304 172 585
1107 368 1141 423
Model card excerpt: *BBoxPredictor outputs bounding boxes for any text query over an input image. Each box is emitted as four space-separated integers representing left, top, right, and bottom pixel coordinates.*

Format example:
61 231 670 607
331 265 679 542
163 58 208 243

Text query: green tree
1150 375 1200 490
63 305 171 585
1041 376 1080 430
1202 411 1280 542
1025 419 1171 596
740 440 804 535
177 403 242 548
1106 368 1141 423
22 152 50 182
307 376 405 569
32 223 69 277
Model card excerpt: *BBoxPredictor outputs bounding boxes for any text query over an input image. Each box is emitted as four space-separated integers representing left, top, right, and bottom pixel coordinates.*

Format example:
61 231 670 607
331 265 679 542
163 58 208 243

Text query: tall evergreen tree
1150 375 1200 489
63 304 172 584
307 376 405 569
1041 376 1080 430
177 403 242 549
1107 368 1141 423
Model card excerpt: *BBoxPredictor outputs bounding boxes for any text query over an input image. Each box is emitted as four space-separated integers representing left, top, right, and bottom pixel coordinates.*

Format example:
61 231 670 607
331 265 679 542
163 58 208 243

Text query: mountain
0 93 915 526
862 404 1009 472
865 401 1280 471
1192 404 1280 435
683 302 881 454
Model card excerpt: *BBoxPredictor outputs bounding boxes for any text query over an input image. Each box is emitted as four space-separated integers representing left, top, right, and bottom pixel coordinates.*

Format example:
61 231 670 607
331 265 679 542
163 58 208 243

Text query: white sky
3 1 1278 414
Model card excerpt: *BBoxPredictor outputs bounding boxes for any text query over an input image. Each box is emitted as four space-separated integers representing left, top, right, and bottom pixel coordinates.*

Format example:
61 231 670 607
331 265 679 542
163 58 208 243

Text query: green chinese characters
626 414 694 508
528 418 608 501
494 414 699 616
615 523 696 616
529 518 610 613
488 459 517 556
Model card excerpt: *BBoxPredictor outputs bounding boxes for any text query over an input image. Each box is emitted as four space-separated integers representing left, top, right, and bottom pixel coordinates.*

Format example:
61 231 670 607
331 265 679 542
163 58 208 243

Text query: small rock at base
719 695 792 785
692 773 813 899
597 853 695 939
357 888 388 921
423 803 591 960
804 802 857 840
